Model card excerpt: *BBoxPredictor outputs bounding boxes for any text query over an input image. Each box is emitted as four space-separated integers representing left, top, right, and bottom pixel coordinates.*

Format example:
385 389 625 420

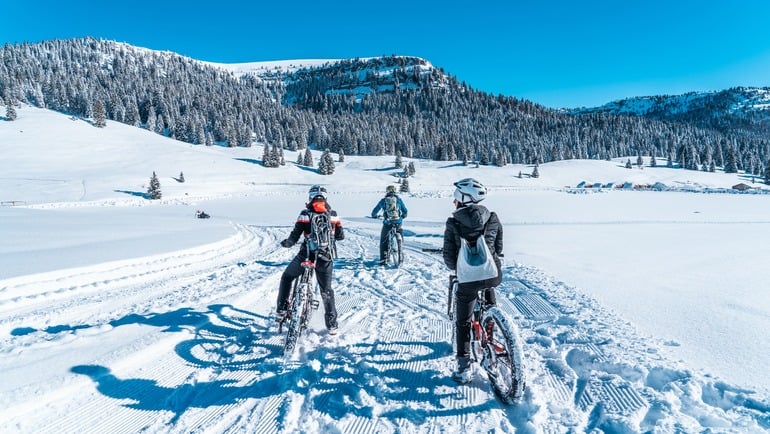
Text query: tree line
2 37 769 179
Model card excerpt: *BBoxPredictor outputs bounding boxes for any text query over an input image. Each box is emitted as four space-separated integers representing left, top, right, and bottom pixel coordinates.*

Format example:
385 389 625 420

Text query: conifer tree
5 100 17 121
93 100 106 128
724 147 738 173
338 148 345 162
303 148 313 167
765 159 770 185
400 178 410 193
395 152 403 169
147 172 162 200
145 110 156 132
531 164 540 178
650 154 657 167
296 152 303 165
319 149 335 175
179 171 185 183
262 144 272 167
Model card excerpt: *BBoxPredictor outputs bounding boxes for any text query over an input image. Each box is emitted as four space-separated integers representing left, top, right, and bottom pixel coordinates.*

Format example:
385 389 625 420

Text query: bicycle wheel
388 230 400 267
397 233 404 264
480 307 526 403
283 279 309 356
448 280 457 355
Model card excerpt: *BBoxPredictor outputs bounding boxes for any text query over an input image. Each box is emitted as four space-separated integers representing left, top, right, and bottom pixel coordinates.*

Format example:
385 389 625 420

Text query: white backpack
455 222 498 284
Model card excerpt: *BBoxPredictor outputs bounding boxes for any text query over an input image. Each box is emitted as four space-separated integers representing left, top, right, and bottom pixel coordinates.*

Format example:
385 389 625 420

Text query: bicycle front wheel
481 307 526 403
283 280 309 356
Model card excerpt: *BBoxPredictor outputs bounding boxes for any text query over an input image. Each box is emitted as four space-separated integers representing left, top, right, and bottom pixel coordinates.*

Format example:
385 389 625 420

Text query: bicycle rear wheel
283 279 309 356
481 307 526 403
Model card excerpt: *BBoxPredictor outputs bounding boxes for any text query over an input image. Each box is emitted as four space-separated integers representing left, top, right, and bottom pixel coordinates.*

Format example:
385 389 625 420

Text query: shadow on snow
46 303 507 426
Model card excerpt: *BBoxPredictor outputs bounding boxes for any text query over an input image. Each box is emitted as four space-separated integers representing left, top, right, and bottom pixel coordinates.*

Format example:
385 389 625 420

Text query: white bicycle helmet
308 184 328 201
453 178 487 204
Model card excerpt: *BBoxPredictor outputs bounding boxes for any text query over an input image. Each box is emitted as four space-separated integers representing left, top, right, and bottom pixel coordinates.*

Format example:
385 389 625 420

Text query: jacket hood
307 200 328 213
452 204 490 231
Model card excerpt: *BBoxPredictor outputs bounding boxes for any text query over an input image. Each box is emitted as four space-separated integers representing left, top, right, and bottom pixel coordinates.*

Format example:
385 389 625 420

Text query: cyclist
370 185 408 266
442 178 503 383
277 185 345 335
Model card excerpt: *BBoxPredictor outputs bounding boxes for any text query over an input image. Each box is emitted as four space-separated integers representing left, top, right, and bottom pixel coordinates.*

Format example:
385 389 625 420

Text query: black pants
455 285 496 359
379 222 402 261
277 253 337 329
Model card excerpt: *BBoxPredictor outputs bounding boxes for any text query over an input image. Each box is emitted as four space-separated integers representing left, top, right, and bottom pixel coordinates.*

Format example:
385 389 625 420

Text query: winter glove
280 239 293 248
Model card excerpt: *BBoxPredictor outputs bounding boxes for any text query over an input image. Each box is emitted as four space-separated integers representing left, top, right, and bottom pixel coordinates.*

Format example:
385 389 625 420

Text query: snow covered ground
1 106 769 433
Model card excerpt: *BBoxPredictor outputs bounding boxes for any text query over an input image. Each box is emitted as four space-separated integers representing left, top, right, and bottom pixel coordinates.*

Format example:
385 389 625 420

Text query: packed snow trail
0 223 767 433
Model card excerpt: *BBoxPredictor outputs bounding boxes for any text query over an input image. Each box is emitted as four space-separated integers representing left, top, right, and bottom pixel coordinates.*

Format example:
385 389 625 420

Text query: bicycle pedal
311 300 320 310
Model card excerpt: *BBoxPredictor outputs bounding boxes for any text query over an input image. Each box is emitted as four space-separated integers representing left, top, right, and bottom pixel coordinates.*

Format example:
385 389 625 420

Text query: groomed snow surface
1 107 769 433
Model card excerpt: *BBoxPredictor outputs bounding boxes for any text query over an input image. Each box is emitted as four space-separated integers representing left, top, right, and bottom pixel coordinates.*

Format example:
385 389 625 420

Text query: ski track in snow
0 223 768 433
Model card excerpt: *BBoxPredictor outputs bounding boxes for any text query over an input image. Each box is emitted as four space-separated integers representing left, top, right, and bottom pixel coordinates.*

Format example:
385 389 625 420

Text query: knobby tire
283 278 309 357
481 307 526 403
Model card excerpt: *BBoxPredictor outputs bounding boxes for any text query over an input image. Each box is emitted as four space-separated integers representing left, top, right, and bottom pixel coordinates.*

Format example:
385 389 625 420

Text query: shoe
451 356 472 384
328 326 339 336
275 310 287 322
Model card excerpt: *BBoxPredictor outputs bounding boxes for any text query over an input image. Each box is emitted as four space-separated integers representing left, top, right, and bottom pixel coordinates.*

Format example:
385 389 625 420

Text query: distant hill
1 37 769 178
570 87 770 138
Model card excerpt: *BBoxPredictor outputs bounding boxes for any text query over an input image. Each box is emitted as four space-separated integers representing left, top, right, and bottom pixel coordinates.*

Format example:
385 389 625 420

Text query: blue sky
3 1 770 108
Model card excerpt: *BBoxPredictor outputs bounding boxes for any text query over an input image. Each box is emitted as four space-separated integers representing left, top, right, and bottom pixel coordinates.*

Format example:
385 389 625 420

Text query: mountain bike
385 224 403 267
278 248 320 357
447 276 526 403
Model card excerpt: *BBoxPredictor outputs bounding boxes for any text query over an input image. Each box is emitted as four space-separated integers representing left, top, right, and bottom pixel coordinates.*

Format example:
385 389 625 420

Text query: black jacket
443 204 503 288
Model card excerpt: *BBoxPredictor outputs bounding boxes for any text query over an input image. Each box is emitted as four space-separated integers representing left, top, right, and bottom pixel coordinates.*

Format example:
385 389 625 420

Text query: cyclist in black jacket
443 178 503 383
277 185 345 334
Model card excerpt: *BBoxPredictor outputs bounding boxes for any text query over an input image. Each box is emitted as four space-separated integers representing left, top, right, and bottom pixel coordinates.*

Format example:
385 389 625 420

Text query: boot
451 356 472 384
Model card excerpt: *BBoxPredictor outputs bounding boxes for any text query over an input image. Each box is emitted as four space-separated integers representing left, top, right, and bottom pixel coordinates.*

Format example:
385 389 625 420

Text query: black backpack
308 211 334 261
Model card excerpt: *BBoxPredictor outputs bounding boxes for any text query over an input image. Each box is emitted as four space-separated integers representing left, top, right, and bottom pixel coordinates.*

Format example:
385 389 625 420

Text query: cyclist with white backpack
277 185 345 334
371 185 408 266
443 178 503 383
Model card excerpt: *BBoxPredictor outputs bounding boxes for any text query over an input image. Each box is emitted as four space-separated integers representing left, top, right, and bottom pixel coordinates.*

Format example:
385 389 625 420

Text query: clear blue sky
3 1 770 108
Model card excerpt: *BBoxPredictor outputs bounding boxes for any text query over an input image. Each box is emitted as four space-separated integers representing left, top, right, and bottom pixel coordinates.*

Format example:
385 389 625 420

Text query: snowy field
1 107 769 433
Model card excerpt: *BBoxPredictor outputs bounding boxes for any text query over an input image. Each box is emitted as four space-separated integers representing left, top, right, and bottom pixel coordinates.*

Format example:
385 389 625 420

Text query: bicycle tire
448 281 457 355
388 229 400 267
283 279 308 356
480 307 526 403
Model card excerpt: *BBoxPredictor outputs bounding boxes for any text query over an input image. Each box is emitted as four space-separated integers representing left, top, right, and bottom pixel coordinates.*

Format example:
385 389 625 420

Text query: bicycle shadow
67 304 508 426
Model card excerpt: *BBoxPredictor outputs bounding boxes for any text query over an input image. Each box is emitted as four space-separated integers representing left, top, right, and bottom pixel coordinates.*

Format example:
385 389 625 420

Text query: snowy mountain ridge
571 86 770 117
